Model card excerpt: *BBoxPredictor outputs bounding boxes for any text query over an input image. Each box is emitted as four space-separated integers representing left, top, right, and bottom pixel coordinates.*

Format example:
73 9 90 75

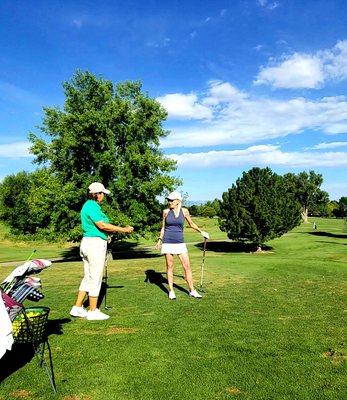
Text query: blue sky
0 0 346 201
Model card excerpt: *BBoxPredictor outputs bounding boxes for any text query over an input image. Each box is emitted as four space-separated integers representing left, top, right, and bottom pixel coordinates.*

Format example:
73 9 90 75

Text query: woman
155 191 209 300
70 182 133 320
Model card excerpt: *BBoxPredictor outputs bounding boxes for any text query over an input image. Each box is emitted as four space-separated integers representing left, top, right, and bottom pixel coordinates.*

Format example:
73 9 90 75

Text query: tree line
190 186 346 220
0 71 345 248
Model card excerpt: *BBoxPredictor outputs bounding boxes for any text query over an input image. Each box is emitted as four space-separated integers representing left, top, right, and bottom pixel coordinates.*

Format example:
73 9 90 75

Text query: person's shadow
144 269 189 295
0 317 71 384
81 281 125 309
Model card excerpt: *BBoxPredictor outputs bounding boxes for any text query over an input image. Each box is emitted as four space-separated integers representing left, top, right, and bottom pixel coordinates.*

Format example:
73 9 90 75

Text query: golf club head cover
2 265 30 284
26 259 52 274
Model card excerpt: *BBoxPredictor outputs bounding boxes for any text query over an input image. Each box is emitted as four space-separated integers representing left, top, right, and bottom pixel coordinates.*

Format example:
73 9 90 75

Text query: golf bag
1 259 52 313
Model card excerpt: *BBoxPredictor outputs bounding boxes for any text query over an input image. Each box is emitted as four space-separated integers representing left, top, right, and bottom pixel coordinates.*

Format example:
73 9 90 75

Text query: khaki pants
79 237 107 297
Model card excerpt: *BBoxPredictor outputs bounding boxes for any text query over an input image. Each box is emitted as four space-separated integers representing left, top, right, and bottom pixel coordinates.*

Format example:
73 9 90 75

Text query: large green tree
333 196 347 218
0 169 61 237
283 171 329 222
188 199 220 218
219 167 301 249
0 171 32 233
7 70 179 240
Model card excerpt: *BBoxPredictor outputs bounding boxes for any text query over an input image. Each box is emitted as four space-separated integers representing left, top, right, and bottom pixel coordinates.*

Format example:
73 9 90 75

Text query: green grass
0 222 76 263
0 217 222 263
0 218 346 400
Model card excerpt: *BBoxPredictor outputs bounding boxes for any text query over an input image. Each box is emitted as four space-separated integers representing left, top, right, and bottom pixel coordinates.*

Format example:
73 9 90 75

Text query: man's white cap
166 191 182 201
88 182 111 194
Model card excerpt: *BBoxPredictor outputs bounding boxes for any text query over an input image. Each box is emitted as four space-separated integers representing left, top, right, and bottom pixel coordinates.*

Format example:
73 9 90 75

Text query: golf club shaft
103 250 112 309
200 238 207 289
26 249 37 262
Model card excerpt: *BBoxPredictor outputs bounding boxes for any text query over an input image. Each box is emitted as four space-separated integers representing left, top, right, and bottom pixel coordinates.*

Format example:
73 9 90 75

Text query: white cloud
160 80 347 148
310 141 347 150
0 141 32 158
168 145 347 168
204 80 248 104
321 40 347 81
157 93 212 120
255 40 347 89
258 0 280 10
255 54 324 89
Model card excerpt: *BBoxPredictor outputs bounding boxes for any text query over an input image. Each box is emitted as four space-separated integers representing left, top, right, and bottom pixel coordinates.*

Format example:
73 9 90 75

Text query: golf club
26 249 37 262
2 249 37 292
199 238 207 292
103 249 112 310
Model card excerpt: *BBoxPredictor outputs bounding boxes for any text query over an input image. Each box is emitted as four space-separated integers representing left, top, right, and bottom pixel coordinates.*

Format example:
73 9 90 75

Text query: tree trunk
301 206 308 223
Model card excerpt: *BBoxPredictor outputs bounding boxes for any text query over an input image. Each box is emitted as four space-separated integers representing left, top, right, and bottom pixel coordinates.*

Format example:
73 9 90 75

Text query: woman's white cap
166 191 182 201
88 182 111 194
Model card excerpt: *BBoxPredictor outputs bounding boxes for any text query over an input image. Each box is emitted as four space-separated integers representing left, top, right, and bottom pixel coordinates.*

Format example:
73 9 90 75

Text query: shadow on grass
307 231 347 239
195 241 272 253
93 281 125 309
317 240 347 246
58 241 160 262
0 317 71 384
110 241 160 260
144 269 188 295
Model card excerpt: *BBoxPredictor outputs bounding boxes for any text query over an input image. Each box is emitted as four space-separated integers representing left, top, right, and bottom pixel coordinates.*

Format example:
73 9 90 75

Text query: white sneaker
70 306 88 318
86 309 110 320
168 290 176 300
189 290 202 298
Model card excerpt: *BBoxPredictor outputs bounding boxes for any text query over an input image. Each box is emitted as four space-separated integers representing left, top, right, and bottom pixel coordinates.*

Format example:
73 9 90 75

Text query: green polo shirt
80 199 110 240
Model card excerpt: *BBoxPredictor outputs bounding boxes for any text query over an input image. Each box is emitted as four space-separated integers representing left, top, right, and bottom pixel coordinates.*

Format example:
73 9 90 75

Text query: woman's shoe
86 309 110 320
168 290 176 300
189 289 202 298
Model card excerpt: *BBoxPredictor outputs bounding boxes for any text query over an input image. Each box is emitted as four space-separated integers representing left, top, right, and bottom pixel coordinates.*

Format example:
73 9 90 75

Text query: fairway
0 218 346 400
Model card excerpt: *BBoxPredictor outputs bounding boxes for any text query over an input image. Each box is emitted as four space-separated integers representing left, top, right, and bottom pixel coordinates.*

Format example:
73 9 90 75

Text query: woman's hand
200 231 210 239
155 238 162 250
124 226 134 233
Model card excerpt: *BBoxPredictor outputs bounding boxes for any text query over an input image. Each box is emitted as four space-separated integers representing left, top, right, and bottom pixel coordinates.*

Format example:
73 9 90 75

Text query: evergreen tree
219 167 301 249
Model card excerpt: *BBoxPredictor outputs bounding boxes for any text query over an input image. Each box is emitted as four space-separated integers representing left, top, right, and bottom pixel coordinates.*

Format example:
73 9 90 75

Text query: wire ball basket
12 306 50 344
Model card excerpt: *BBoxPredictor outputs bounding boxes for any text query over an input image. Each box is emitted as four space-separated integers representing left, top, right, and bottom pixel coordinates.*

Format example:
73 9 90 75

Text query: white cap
88 182 111 194
166 191 182 201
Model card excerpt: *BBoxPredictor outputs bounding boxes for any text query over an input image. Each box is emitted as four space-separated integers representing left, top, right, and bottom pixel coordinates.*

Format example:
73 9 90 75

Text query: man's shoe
86 309 110 320
189 290 202 298
168 290 176 300
70 306 88 318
